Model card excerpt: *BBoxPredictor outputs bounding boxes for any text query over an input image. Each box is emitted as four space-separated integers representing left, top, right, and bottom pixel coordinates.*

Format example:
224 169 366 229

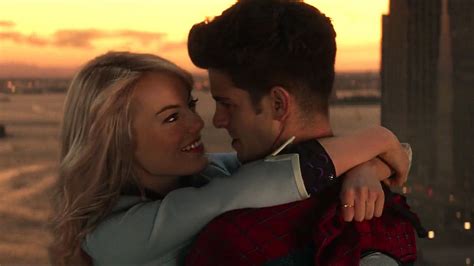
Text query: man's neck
278 115 333 147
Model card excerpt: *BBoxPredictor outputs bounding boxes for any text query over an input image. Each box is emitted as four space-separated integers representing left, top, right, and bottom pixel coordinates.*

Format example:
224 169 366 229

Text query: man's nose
212 106 229 129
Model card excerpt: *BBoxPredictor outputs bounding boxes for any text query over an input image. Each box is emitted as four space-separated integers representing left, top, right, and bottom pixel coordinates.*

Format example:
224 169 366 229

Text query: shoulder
200 153 241 178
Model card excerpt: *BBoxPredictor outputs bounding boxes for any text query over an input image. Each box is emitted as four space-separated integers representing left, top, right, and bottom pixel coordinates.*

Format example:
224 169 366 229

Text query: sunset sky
0 0 389 76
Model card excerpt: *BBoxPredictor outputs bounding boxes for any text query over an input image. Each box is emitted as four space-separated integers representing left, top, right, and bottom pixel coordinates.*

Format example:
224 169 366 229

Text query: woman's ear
269 86 291 122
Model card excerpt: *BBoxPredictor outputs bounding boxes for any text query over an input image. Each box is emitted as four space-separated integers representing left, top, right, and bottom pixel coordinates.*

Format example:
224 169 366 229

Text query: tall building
448 0 474 203
381 0 473 223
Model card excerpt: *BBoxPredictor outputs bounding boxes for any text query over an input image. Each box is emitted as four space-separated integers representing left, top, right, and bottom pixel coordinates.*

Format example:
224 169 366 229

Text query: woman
50 51 409 265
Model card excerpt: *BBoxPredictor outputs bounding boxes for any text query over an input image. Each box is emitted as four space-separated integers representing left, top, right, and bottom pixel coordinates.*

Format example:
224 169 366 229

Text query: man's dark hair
188 0 336 115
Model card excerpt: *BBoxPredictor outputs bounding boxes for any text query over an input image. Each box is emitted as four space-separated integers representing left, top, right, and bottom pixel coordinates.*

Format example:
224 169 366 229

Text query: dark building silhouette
448 0 474 203
381 0 473 227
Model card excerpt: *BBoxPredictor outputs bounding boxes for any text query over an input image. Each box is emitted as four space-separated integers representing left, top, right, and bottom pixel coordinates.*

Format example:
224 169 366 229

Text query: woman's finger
354 188 368 222
365 191 377 220
340 189 355 222
374 193 385 217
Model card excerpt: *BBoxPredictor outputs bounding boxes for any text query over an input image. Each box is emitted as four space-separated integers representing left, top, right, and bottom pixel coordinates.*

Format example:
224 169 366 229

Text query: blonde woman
50 52 410 265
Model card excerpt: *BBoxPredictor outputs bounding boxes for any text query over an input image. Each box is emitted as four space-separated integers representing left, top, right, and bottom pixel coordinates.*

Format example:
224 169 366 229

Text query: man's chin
236 153 249 164
233 142 268 163
236 151 262 164
232 140 246 162
235 149 250 163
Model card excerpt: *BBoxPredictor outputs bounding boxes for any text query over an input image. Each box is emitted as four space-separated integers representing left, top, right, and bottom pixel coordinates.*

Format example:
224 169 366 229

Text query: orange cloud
160 41 187 52
52 29 104 48
53 29 167 48
0 32 48 46
1 28 167 49
0 21 15 28
115 30 167 46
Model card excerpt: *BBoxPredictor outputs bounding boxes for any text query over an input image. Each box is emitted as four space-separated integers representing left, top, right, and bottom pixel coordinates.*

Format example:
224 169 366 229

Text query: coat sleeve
83 153 308 264
199 152 241 177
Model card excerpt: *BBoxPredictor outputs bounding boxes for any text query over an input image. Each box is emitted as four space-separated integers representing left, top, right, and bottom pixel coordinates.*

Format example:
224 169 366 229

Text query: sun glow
0 0 389 76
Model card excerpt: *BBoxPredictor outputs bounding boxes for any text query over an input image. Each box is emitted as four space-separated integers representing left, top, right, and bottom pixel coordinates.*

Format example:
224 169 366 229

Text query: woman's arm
83 153 308 264
318 126 409 185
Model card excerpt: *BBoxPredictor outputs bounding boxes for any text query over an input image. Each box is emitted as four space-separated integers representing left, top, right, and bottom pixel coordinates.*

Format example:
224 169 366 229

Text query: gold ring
342 204 354 208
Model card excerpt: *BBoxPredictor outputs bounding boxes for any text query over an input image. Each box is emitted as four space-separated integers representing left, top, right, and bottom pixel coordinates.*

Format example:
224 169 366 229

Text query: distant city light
449 194 455 202
428 230 435 239
464 222 471 230
456 211 462 219
466 257 471 265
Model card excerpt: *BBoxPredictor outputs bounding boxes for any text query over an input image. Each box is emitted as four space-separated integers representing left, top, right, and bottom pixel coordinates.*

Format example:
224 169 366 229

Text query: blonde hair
50 51 193 265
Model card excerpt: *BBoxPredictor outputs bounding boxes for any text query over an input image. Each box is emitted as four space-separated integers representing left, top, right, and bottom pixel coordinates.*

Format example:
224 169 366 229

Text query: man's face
208 69 277 163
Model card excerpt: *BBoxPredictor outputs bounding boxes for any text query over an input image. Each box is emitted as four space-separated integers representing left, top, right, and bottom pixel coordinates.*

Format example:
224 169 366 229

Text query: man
185 0 424 265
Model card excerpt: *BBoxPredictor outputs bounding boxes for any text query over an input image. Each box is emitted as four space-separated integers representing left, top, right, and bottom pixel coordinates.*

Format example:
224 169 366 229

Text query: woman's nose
189 112 204 134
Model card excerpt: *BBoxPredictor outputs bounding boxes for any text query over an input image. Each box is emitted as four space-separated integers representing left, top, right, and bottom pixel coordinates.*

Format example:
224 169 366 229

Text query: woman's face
131 72 207 184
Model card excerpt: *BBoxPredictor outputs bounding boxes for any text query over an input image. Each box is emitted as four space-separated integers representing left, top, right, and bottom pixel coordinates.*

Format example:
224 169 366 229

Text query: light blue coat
83 153 308 265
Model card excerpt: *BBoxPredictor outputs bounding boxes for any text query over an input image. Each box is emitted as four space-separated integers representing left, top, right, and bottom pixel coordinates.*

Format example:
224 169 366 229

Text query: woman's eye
164 113 179 123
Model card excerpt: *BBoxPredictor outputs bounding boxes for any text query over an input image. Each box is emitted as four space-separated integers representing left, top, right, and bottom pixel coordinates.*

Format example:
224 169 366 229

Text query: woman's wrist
346 158 391 182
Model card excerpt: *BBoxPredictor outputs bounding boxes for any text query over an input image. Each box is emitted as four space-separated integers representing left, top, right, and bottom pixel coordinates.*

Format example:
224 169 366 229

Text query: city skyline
381 0 473 242
0 0 389 77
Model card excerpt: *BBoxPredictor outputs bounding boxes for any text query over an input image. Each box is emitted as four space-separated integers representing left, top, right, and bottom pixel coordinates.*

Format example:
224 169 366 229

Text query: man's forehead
209 70 243 97
210 83 252 105
208 69 233 87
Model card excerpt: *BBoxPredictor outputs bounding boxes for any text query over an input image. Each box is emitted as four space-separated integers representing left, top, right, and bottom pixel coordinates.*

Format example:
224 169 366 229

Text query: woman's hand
318 126 410 181
340 159 387 222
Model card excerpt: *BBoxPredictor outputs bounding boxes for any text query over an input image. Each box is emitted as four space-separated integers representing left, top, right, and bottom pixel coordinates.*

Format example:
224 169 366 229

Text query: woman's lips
181 138 204 152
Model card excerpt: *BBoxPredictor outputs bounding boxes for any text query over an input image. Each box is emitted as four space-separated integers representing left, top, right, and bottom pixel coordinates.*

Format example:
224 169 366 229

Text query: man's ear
269 86 291 122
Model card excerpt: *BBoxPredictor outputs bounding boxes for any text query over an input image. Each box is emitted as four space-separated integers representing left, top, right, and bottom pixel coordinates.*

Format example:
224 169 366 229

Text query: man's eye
218 101 231 108
164 113 179 123
188 98 199 111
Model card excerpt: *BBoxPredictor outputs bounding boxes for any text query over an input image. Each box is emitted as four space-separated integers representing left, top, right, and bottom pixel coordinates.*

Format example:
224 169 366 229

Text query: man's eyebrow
156 105 180 115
